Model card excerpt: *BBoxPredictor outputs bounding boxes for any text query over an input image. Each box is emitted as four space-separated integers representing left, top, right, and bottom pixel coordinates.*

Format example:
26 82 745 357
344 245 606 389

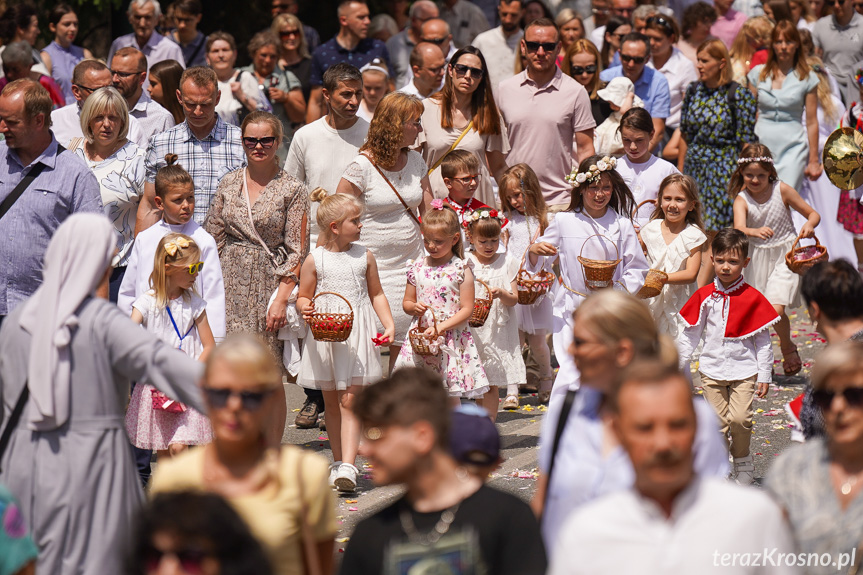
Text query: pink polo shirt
711 9 747 49
497 67 596 207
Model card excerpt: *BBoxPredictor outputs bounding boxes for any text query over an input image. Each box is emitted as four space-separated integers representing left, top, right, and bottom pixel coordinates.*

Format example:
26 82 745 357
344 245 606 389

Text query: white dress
640 220 707 340
506 211 553 333
297 245 382 390
125 291 213 450
615 154 680 229
467 252 527 387
342 151 426 344
741 182 801 307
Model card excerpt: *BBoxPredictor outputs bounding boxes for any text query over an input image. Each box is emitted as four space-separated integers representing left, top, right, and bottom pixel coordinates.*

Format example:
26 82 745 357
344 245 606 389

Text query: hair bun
309 187 329 203
164 153 179 166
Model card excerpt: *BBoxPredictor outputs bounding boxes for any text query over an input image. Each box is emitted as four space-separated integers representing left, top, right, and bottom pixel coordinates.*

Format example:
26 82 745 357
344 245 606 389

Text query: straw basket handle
631 199 656 221
790 232 822 252
578 233 621 261
419 306 439 334
476 278 492 299
519 225 548 268
310 291 353 312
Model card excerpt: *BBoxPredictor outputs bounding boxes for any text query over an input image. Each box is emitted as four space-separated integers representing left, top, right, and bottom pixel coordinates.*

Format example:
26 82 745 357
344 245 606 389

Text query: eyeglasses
620 54 647 64
110 69 143 78
279 29 300 38
421 36 447 45
646 14 675 34
74 83 100 94
453 63 484 79
450 174 481 185
144 546 210 573
242 136 278 149
202 387 275 411
570 64 597 75
186 261 204 274
812 387 863 411
524 40 559 53
423 63 446 74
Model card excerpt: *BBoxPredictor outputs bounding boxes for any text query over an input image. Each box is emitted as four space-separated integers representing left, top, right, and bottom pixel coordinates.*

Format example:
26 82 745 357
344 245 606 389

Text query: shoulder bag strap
427 120 474 176
0 385 29 473
295 450 323 575
725 81 739 132
542 387 578 516
360 152 421 228
241 168 279 267
0 162 47 222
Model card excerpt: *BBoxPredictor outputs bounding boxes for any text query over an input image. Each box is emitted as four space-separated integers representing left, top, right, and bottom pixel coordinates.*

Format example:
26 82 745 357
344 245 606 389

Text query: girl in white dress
499 164 554 403
731 143 820 376
529 155 649 403
125 233 215 459
614 108 680 228
297 192 395 493
465 210 526 418
639 174 707 340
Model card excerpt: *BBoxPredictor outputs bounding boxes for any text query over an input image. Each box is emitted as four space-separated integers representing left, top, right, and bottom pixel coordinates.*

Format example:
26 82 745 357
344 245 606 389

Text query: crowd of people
2 0 863 572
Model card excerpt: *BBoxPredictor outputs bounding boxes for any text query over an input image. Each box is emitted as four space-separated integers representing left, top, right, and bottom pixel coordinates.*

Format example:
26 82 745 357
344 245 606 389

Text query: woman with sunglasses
272 13 313 109
417 46 508 207
562 39 613 125
150 335 337 575
205 111 309 440
600 16 631 68
766 341 863 571
644 14 698 140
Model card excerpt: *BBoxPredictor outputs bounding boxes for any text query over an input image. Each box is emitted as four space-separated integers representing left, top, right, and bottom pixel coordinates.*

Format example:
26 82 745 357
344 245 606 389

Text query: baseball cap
449 404 500 466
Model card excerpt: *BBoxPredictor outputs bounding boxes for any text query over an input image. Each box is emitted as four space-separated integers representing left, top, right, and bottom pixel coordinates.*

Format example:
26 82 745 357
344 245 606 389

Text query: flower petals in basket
516 269 555 304
308 291 354 342
470 279 492 327
409 308 440 356
785 233 828 275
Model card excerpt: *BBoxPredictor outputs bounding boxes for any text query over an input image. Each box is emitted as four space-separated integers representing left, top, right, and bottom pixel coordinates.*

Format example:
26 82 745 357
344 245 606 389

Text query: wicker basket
308 291 353 342
409 308 440 356
578 234 621 291
636 269 669 299
469 279 492 327
516 268 555 304
785 233 828 275
632 199 657 230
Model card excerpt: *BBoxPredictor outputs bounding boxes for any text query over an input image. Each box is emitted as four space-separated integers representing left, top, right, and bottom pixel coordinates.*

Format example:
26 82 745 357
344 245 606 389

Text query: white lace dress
640 220 707 340
298 244 382 390
342 151 426 344
741 182 802 307
467 252 527 387
505 211 553 333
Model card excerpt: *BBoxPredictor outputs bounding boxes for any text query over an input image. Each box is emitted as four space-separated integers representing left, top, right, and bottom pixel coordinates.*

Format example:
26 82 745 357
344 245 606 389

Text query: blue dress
680 81 758 230
748 65 819 191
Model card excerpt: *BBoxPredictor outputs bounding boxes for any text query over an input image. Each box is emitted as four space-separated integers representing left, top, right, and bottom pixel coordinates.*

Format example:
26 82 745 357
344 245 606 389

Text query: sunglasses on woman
571 64 597 75
145 546 211 574
453 63 484 79
812 387 863 410
242 136 277 149
203 387 274 411
646 14 675 34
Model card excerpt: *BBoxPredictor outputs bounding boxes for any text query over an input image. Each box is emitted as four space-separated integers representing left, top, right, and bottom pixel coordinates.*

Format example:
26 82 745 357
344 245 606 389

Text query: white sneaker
328 461 342 489
334 462 358 493
733 456 755 486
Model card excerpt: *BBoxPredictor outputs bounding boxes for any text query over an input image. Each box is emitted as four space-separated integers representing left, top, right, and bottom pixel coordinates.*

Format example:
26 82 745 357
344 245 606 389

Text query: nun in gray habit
0 213 206 574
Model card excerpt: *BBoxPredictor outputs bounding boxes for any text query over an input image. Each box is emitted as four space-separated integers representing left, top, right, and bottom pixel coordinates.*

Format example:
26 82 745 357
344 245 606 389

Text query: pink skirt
125 383 212 450
837 190 863 236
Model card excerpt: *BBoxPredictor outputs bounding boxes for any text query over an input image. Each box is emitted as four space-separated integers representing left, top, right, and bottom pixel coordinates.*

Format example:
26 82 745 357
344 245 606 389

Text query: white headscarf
18 213 116 431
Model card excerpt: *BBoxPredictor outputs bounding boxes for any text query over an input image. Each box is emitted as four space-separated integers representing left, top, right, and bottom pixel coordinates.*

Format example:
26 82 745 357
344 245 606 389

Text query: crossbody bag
360 152 421 228
427 120 473 175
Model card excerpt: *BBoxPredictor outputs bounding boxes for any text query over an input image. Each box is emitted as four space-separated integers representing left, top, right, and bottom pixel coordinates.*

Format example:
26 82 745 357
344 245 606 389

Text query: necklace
399 502 461 546
840 471 863 496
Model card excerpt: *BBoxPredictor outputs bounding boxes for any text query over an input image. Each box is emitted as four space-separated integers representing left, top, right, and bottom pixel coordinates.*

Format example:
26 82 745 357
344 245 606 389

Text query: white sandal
502 395 519 410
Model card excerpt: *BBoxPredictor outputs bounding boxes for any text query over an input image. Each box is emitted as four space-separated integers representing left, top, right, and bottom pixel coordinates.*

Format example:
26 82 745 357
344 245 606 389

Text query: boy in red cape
677 229 779 486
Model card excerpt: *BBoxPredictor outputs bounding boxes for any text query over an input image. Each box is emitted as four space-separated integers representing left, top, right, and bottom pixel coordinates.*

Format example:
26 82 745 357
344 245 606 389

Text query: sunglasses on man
620 54 647 64
524 40 559 53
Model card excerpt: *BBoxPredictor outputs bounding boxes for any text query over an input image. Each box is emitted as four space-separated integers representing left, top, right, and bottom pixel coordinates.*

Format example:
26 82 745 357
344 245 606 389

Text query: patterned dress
204 169 309 366
394 256 490 398
680 81 757 230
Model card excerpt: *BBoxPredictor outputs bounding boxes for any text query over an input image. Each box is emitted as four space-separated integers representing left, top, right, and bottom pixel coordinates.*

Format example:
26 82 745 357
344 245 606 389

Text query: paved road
281 306 825 558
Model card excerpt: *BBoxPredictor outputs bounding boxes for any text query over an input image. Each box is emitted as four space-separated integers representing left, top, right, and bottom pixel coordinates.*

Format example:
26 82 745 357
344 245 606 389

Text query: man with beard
549 360 796 575
471 0 525 92
110 47 175 146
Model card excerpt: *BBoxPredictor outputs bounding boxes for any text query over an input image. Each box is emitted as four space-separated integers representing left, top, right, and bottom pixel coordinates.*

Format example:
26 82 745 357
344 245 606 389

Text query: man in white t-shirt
284 62 369 429
471 0 524 92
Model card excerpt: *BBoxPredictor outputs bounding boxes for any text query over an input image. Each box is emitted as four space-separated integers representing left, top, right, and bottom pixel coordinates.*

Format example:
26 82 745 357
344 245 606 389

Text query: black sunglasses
110 69 143 78
279 29 301 38
453 63 484 79
74 83 100 94
570 64 597 75
524 40 558 53
145 547 210 573
421 36 447 45
242 136 278 149
646 14 675 34
620 54 647 64
812 387 863 411
203 387 274 411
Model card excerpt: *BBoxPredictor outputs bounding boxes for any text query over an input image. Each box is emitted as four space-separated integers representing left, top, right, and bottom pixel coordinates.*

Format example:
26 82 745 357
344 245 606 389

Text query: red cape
679 281 779 341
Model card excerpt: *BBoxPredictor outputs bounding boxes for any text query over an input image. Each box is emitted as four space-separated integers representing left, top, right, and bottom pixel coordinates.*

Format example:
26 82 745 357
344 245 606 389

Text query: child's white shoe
328 461 342 489
335 462 359 493
733 456 755 486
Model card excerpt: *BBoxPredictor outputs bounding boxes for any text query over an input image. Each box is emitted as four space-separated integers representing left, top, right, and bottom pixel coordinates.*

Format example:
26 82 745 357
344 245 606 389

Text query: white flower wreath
565 156 618 188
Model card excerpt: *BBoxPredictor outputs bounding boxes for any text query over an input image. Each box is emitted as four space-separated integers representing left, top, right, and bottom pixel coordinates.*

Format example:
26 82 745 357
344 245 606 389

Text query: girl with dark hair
0 3 49 77
600 16 632 68
418 46 509 207
41 3 92 104
148 60 185 125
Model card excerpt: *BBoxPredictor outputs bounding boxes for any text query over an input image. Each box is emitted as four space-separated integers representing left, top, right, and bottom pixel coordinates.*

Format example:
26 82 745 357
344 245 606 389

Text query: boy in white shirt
677 228 778 485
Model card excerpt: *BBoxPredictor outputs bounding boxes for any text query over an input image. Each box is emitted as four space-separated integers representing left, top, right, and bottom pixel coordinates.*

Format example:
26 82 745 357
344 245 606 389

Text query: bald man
387 0 439 89
399 42 445 97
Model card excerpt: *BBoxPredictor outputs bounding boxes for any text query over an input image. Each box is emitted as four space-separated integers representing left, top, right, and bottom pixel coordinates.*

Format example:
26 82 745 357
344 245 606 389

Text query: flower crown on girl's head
462 208 505 229
736 156 774 165
565 156 617 187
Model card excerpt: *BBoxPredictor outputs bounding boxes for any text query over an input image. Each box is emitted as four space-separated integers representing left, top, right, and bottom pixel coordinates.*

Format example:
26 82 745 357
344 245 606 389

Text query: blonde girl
297 190 395 493
499 164 554 403
125 233 215 459
466 211 525 418
394 201 490 401
731 143 820 376
729 16 773 84
639 174 707 339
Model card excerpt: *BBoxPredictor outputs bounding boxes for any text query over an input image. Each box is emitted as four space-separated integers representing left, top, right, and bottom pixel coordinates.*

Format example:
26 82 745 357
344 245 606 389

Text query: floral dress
394 256 490 398
680 81 757 230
